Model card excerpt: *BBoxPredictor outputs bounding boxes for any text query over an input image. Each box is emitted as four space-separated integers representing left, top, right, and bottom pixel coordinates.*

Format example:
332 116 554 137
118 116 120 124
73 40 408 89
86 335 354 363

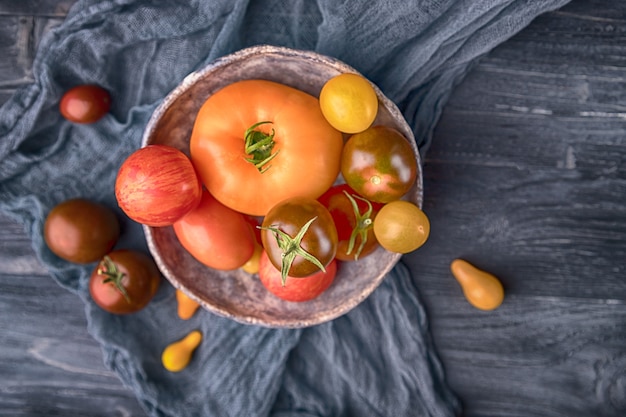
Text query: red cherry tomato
173 191 256 271
115 145 202 227
318 184 382 261
89 250 161 315
258 250 337 302
59 84 111 124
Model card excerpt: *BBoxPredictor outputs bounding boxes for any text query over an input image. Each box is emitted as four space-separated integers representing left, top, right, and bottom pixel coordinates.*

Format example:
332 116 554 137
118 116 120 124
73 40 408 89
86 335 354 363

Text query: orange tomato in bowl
189 79 344 216
173 191 256 271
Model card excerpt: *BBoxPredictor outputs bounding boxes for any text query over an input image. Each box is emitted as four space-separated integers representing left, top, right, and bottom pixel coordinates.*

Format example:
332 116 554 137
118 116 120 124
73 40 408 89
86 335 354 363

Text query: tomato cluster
43 198 161 315
113 74 431 303
43 85 164 315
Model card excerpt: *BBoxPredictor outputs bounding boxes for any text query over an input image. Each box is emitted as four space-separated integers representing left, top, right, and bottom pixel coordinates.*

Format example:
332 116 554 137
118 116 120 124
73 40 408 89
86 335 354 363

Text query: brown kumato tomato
89 250 161 315
341 125 417 203
44 198 120 264
261 196 337 283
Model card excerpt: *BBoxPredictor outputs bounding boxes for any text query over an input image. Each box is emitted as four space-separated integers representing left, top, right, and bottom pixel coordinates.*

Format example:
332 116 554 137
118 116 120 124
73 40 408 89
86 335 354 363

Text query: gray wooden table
1 1 625 416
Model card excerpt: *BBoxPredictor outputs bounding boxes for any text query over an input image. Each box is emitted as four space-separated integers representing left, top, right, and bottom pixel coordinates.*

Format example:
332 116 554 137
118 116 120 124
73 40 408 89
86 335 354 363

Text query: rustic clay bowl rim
141 45 423 328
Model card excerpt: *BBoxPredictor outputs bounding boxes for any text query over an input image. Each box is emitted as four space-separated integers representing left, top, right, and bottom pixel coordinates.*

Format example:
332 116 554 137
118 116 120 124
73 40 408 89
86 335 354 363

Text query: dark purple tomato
44 198 120 264
261 196 338 281
341 125 417 203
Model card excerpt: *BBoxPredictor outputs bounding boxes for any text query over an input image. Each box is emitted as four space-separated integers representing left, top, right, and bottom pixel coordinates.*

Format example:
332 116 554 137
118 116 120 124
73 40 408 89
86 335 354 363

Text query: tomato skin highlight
341 125 417 203
89 250 161 315
261 196 338 278
258 250 337 302
59 84 111 124
190 79 343 216
173 191 256 271
115 145 202 227
44 198 120 264
318 184 382 261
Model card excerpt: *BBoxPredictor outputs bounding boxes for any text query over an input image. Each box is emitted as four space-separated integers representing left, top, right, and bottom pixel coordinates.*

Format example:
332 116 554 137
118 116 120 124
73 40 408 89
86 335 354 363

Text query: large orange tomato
189 79 344 216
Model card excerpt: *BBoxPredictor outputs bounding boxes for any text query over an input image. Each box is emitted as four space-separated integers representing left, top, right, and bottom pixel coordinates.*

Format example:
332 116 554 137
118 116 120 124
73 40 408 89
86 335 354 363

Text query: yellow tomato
319 73 378 134
373 201 430 253
241 243 263 274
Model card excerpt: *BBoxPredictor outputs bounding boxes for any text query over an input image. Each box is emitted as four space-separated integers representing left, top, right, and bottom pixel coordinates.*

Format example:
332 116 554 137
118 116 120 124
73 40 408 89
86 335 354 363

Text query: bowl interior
142 45 423 328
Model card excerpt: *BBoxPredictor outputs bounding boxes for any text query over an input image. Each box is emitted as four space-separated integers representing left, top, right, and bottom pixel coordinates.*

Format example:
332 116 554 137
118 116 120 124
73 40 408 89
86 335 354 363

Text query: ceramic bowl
142 45 423 328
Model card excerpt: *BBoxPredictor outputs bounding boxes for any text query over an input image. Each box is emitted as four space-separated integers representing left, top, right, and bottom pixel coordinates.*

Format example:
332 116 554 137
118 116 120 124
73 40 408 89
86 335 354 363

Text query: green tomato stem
260 216 326 286
244 121 279 173
98 255 131 302
343 191 374 260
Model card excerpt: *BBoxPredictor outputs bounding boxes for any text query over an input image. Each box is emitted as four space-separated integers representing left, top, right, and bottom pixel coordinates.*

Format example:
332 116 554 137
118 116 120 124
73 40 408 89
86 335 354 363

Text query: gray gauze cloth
0 0 569 416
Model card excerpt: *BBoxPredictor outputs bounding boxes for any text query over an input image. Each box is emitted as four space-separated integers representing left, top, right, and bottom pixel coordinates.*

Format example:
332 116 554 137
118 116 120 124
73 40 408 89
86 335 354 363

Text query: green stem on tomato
343 191 374 260
260 216 326 286
98 255 130 302
244 121 279 173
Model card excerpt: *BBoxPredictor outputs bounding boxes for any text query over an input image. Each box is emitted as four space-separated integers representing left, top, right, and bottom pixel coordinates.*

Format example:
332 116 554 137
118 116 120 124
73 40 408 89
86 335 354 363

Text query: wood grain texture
1 0 625 416
403 1 626 416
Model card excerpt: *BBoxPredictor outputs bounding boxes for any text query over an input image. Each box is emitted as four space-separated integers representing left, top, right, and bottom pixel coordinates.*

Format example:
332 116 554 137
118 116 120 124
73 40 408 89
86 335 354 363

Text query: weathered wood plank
0 0 76 16
0 213 146 416
400 1 626 416
424 293 626 417
0 15 68 102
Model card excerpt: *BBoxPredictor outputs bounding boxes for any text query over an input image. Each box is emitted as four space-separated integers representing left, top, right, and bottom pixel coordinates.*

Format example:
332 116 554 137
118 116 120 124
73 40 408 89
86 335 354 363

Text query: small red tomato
89 250 161 315
318 184 382 261
258 250 337 302
59 84 111 124
173 191 256 270
44 198 120 264
115 145 202 227
341 125 417 203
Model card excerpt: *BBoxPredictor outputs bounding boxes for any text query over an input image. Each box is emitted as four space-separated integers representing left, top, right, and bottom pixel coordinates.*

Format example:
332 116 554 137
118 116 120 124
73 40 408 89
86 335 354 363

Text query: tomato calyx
343 191 374 260
244 121 279 173
260 216 326 286
97 256 130 302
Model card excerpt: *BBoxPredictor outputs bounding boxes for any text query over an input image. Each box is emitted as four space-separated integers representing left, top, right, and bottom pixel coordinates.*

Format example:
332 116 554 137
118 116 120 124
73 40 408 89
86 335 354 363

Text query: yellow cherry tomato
241 242 263 274
319 73 378 134
373 201 430 253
